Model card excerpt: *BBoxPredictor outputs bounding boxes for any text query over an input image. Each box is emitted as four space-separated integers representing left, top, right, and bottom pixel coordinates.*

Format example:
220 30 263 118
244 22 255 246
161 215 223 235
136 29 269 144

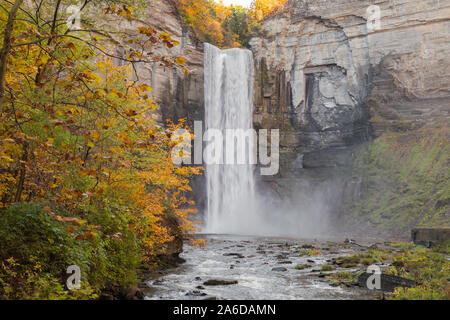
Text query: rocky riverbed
143 234 384 300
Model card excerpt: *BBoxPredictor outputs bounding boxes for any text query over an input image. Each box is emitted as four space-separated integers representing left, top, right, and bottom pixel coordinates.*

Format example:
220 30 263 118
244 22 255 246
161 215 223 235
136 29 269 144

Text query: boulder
357 273 418 292
271 267 288 272
203 279 238 286
411 228 450 247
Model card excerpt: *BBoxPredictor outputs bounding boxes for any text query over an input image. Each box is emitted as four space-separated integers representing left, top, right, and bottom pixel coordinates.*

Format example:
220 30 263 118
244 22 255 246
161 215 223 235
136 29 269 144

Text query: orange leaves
137 26 156 37
91 131 100 142
175 0 287 48
175 0 232 47
137 84 152 93
124 109 138 117
79 169 97 177
100 121 203 260
64 42 76 52
43 205 85 225
74 231 98 241
249 0 287 20
102 4 134 20
43 205 102 241
158 32 170 41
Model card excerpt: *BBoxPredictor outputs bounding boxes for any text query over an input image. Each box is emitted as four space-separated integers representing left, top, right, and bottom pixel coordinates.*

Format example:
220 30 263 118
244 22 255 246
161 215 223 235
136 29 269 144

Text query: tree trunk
0 0 24 110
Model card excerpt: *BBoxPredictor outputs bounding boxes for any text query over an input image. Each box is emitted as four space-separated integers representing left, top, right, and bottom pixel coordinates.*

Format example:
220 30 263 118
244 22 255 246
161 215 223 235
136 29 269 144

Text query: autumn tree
175 0 234 47
0 0 201 298
174 0 288 48
222 6 250 47
249 0 287 21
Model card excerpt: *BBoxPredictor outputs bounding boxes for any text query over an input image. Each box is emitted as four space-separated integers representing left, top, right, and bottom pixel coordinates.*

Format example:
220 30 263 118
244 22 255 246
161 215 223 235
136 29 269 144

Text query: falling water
203 44 332 237
203 43 257 234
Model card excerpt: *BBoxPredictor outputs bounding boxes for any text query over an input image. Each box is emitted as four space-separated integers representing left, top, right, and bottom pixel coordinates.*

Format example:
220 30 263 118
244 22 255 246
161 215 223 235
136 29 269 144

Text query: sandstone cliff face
91 0 204 125
250 0 449 149
137 0 205 125
249 0 450 234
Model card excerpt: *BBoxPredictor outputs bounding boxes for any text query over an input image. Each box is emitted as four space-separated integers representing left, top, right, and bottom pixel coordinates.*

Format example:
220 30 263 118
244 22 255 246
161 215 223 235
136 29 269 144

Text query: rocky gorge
1 0 448 302
142 0 449 240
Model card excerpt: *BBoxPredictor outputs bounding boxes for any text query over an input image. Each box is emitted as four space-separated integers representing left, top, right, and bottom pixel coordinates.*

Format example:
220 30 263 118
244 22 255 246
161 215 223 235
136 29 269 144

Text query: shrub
0 202 140 299
0 203 93 298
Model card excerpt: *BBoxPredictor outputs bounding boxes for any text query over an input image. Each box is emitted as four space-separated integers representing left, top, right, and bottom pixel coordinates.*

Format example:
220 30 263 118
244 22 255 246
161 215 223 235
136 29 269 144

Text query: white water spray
203 43 258 234
202 43 332 237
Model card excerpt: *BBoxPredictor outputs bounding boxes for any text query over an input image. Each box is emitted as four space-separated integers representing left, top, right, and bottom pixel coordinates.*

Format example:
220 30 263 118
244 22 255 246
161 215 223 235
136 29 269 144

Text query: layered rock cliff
249 0 450 236
250 0 449 145
135 0 205 125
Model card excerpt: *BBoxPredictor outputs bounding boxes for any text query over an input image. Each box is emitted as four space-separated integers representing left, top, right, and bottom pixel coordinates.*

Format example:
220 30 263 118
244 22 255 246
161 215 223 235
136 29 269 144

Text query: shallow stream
145 234 380 300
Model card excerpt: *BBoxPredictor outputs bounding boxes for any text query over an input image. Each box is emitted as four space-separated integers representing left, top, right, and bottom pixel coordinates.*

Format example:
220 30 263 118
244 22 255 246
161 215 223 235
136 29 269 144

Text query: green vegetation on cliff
345 126 449 234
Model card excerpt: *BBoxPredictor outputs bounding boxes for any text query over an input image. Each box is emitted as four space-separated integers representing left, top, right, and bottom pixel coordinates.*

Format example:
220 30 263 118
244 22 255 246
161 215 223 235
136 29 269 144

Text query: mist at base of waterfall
201 185 335 238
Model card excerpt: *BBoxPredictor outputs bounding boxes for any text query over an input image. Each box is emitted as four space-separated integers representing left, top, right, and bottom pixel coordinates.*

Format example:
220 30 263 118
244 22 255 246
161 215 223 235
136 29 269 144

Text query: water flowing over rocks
144 235 381 300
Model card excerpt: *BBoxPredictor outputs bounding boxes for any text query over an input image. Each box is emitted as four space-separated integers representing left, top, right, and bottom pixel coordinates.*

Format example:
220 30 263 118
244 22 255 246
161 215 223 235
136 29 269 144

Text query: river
145 234 380 300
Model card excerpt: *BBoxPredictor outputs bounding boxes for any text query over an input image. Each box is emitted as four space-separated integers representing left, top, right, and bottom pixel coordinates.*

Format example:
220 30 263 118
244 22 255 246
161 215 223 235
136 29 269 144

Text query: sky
220 0 253 7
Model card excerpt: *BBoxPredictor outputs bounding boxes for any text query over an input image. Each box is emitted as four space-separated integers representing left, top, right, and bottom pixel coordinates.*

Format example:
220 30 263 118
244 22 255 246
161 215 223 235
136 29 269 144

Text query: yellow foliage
175 0 233 47
0 4 202 264
249 0 287 21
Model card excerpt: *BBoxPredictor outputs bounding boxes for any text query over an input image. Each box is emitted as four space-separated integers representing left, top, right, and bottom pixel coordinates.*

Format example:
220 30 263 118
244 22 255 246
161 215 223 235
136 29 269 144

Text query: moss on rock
343 126 450 236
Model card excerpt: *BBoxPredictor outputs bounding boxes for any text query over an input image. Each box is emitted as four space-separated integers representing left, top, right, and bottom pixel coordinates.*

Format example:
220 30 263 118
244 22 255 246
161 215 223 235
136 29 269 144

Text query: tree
0 0 201 267
249 0 287 21
175 0 233 47
0 0 24 109
222 6 250 47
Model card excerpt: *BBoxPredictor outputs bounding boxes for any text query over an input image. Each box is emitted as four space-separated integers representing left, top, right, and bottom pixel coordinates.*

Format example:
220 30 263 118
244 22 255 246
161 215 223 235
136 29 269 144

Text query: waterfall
203 43 257 234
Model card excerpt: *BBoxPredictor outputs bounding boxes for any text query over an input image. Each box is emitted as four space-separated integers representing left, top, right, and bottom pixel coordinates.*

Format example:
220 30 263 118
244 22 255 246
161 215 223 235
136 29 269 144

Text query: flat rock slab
358 273 418 292
223 253 245 258
271 267 288 272
203 280 238 286
411 228 450 246
277 261 293 264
